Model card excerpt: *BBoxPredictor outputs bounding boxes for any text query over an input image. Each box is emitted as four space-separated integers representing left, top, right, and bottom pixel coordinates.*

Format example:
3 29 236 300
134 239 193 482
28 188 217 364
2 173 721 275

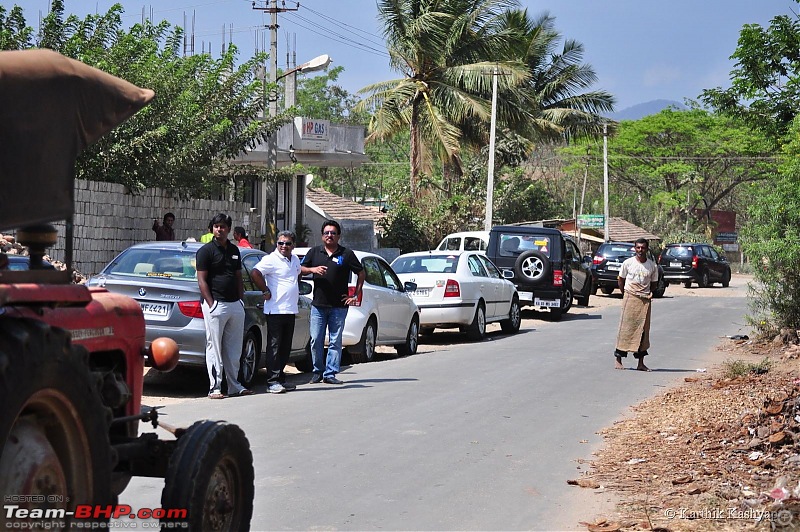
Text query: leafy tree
740 116 800 335
5 1 290 196
0 5 32 49
701 7 800 144
357 0 529 195
294 66 367 124
561 107 776 237
494 167 564 224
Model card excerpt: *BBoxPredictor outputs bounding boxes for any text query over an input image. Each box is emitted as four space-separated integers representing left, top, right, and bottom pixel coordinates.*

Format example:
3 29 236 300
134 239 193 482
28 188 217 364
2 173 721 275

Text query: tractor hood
0 49 155 231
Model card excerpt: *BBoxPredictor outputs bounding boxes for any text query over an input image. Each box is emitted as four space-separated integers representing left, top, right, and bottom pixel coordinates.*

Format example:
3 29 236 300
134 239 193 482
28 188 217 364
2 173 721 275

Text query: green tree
357 0 529 195
6 1 289 196
701 7 800 144
740 116 800 335
561 107 775 236
294 66 366 124
0 5 33 49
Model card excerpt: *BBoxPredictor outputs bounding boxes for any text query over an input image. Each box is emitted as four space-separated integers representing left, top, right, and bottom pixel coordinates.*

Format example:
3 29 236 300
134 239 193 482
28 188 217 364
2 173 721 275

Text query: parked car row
82 233 730 382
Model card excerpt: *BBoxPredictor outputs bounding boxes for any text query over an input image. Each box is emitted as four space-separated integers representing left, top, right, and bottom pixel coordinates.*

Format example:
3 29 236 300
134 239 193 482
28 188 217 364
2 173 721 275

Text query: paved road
121 276 751 530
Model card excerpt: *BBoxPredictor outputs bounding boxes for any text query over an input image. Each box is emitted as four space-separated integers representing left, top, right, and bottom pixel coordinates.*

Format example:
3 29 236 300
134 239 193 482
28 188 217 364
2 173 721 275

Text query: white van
435 231 490 252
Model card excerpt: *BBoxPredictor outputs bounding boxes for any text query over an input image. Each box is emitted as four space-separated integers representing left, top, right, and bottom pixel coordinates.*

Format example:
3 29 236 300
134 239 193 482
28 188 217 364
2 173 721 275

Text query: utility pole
484 66 499 231
252 0 298 242
603 122 609 242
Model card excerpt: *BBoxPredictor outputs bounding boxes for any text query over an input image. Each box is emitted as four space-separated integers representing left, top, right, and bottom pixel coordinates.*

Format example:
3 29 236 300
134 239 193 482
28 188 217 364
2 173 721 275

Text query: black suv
591 242 666 298
486 226 592 320
658 243 731 288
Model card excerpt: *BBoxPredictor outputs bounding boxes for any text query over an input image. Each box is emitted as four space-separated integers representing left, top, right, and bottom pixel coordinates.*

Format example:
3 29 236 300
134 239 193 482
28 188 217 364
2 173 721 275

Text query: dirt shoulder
575 327 800 530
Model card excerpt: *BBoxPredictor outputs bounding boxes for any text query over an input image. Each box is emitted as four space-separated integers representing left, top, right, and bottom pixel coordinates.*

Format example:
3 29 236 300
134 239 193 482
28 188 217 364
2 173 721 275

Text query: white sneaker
268 383 286 394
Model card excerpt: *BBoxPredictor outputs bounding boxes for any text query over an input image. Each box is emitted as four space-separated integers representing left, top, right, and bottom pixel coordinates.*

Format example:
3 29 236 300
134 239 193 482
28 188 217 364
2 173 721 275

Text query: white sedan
391 251 521 340
293 248 421 366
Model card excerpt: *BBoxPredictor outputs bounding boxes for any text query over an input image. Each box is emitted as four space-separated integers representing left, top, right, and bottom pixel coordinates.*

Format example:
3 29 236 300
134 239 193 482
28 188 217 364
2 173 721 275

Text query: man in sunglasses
251 230 303 393
301 220 365 385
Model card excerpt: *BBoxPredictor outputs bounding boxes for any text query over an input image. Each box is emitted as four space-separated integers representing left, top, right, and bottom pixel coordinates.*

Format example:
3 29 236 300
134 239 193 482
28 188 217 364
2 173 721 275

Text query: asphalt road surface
121 275 751 530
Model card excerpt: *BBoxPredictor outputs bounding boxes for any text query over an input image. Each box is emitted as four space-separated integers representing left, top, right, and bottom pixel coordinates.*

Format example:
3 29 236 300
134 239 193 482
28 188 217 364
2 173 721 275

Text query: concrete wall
47 179 261 276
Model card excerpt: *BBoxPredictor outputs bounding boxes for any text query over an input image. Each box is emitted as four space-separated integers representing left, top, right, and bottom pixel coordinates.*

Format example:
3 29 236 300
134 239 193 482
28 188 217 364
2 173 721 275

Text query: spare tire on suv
487 225 587 320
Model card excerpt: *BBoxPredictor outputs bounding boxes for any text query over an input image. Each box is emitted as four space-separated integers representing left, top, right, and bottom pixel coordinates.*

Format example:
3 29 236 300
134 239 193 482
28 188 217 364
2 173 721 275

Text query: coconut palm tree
511 12 615 143
357 0 529 196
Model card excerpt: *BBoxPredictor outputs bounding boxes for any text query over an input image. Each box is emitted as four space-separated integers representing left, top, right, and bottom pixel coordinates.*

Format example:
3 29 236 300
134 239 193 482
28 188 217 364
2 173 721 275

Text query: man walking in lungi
614 238 659 371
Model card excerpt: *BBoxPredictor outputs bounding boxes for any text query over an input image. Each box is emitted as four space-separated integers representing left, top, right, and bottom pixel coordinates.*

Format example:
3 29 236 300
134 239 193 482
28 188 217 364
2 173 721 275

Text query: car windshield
665 246 693 259
604 245 634 257
498 234 552 257
103 249 197 281
392 255 458 274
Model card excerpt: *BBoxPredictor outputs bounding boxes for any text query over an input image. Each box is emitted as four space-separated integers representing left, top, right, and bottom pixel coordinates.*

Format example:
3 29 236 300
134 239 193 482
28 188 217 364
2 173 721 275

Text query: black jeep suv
658 242 731 288
486 225 592 320
591 242 666 298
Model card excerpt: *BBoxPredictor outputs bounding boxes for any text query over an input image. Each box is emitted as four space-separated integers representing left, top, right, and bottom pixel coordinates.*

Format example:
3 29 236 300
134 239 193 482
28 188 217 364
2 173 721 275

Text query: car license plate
140 302 169 317
534 298 560 308
411 289 429 297
607 262 621 271
518 291 533 301
670 261 682 268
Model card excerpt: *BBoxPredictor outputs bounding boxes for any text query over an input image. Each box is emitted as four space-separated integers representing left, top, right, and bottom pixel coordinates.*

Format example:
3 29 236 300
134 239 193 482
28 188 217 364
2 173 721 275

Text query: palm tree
357 0 529 197
511 12 615 143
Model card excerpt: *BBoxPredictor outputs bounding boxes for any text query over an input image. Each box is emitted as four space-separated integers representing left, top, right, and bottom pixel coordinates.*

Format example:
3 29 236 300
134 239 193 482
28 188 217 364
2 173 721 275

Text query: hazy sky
21 0 797 110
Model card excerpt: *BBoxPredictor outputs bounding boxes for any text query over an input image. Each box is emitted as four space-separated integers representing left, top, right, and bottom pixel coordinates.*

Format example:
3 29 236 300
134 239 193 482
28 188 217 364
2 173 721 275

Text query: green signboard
577 214 605 228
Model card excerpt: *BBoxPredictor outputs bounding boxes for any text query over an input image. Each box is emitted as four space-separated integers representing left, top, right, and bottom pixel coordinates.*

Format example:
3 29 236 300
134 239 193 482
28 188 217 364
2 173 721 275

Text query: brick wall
48 179 260 276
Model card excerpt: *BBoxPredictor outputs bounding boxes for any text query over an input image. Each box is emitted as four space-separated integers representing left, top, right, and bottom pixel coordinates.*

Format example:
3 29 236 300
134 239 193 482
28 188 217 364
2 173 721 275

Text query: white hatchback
391 251 521 340
435 231 489 252
294 248 421 366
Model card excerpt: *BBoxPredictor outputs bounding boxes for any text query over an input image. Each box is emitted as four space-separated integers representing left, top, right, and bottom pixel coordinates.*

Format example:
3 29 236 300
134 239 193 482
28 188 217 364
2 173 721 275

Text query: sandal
237 389 254 396
208 392 225 399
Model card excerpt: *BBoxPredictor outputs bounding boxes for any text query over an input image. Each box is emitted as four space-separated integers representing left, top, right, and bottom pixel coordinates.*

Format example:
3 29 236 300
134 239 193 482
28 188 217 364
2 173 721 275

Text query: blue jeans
309 305 349 378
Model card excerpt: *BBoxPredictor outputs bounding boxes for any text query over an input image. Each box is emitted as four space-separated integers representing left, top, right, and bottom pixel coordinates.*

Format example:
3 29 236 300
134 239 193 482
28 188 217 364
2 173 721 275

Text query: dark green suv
486 225 592 320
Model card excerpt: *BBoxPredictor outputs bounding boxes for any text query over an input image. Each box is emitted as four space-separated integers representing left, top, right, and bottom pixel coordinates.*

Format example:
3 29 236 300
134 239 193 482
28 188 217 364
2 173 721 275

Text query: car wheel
293 340 313 373
699 270 710 288
349 318 377 364
466 303 486 341
161 421 254 530
514 250 550 283
500 297 521 333
395 316 419 356
600 286 614 295
721 269 731 288
237 330 260 388
561 285 573 314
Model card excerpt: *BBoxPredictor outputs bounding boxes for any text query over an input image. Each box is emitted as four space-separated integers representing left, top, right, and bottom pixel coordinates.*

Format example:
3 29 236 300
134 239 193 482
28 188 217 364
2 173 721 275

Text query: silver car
86 241 312 386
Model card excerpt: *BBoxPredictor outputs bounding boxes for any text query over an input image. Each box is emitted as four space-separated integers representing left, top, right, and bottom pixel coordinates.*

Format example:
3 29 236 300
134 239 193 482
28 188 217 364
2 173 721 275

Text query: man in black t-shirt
300 220 365 384
196 213 253 398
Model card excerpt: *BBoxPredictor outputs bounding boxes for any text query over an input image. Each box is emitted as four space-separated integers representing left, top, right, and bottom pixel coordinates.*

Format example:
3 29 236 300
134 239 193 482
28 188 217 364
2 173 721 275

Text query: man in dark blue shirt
301 220 365 385
196 213 253 398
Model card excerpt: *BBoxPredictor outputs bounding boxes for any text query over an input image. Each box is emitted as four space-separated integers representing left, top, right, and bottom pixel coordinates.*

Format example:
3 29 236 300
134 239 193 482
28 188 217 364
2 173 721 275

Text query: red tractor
0 50 254 530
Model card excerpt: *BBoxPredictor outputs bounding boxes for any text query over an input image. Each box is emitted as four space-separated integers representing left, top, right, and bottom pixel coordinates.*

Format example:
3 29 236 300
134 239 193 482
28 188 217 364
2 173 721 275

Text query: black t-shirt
301 245 363 308
196 240 242 302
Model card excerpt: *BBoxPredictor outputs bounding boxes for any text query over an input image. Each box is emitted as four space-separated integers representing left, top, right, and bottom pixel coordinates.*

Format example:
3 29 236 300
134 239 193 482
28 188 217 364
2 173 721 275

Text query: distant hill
605 99 687 121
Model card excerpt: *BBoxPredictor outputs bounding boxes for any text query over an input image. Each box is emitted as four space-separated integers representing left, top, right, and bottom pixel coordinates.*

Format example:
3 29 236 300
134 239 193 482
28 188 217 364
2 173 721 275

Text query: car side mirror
299 280 313 295
403 281 417 293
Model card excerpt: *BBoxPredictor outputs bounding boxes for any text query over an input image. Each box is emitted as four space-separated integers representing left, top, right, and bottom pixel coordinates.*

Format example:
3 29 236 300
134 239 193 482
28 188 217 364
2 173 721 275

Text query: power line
283 12 389 58
301 5 386 46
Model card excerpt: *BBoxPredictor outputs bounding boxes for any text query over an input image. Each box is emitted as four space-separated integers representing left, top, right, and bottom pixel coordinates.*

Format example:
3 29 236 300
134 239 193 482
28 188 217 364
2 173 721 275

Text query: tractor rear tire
0 318 113 528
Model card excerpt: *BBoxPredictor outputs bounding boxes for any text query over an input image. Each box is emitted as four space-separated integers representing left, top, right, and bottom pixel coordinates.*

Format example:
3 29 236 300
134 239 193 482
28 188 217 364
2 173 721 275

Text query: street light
259 53 332 243
283 54 332 108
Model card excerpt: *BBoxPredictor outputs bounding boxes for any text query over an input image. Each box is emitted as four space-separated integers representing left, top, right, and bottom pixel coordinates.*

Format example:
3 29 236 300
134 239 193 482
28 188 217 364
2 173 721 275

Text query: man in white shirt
251 230 302 393
615 238 659 371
